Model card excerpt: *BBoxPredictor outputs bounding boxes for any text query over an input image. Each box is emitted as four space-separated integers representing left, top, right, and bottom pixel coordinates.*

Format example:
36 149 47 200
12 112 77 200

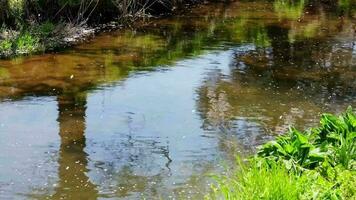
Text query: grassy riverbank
0 21 92 57
208 107 356 199
0 0 202 58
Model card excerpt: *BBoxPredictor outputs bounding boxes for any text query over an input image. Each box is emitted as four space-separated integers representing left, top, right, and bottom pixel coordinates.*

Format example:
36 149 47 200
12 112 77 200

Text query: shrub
15 32 41 54
0 39 13 56
8 0 25 27
33 21 56 38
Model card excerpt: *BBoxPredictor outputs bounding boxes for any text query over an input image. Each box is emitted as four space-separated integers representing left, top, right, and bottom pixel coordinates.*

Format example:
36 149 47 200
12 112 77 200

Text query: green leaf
295 131 309 144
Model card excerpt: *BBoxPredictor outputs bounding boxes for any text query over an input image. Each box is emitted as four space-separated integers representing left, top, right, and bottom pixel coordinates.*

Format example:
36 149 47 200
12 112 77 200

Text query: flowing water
0 0 355 199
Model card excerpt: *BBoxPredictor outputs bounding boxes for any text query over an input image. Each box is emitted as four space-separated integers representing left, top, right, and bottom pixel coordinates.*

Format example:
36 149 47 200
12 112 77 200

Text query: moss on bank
208 107 356 199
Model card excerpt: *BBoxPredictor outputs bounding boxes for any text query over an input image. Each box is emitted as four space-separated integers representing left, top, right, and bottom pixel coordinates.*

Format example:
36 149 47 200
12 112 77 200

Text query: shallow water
0 0 355 199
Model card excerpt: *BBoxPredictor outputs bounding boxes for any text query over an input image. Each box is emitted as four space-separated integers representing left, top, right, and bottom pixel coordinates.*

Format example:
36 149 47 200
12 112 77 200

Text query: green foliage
33 21 56 38
292 165 355 199
8 0 25 27
209 108 356 200
8 0 24 13
0 21 55 56
338 0 356 14
15 32 41 54
0 39 13 55
0 20 59 56
258 107 356 173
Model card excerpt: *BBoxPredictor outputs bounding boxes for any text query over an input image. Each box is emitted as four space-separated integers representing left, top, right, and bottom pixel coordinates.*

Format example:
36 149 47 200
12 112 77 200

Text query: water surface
0 0 355 199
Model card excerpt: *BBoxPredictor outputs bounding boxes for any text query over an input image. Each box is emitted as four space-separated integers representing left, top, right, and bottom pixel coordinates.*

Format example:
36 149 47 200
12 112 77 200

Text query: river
0 0 355 199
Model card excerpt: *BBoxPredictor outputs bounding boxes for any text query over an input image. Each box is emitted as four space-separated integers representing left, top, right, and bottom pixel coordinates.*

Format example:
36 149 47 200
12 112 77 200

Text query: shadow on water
0 0 355 199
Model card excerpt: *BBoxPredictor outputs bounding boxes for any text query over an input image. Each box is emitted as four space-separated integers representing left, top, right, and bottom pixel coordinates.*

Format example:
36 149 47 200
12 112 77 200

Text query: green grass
209 159 355 200
209 160 301 200
208 107 356 200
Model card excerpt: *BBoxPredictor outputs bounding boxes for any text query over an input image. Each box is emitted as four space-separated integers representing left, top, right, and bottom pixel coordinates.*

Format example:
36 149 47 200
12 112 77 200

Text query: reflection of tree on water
197 69 271 151
274 0 355 19
29 92 174 199
196 15 355 151
51 93 99 200
0 0 353 198
237 24 356 99
274 0 306 20
199 69 233 132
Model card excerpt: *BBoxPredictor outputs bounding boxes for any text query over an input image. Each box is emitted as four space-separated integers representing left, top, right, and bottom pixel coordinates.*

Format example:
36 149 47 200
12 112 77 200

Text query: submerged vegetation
209 107 356 199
